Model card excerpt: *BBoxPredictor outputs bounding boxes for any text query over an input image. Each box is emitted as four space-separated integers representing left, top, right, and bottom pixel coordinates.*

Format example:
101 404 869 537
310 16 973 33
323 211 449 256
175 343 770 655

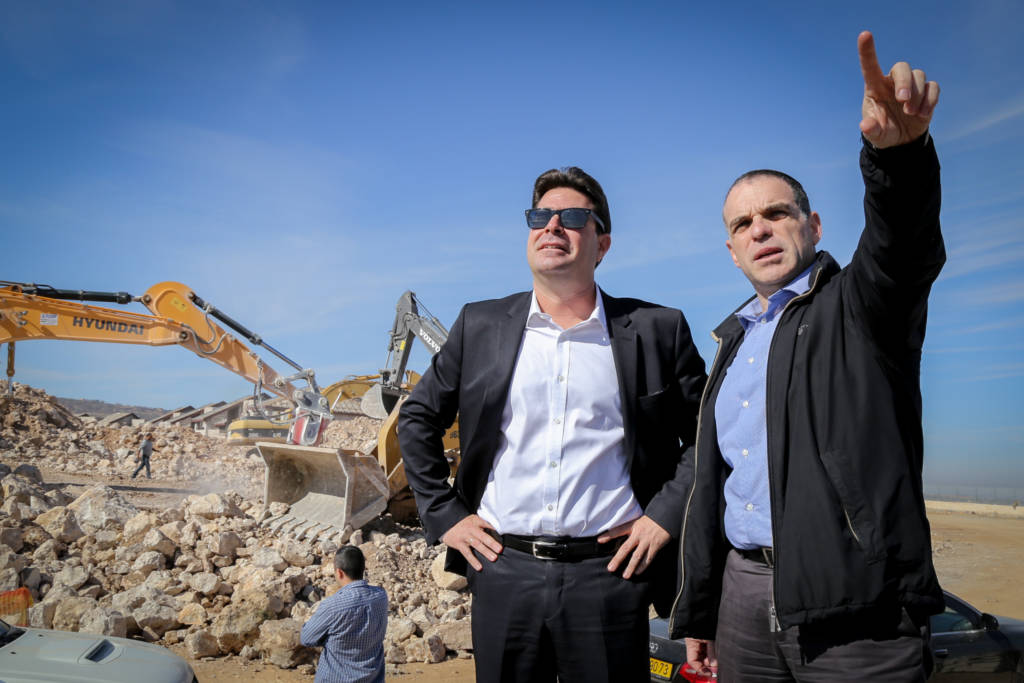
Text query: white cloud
945 96 1024 142
952 315 1024 335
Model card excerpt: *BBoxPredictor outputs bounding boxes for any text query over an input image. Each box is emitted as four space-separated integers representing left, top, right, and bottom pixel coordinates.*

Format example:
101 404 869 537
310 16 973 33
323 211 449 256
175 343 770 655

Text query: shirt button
745 503 754 511
547 504 554 511
742 448 749 457
748 357 755 364
742 400 749 408
553 417 561 424
549 461 558 468
557 375 565 382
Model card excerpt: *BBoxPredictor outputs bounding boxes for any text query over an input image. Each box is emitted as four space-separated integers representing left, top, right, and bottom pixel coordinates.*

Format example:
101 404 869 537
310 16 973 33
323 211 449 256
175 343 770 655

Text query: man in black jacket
400 166 706 682
673 32 945 682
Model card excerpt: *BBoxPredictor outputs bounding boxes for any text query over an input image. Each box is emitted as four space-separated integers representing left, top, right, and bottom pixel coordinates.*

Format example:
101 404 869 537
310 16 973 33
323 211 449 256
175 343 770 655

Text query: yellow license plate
650 657 673 679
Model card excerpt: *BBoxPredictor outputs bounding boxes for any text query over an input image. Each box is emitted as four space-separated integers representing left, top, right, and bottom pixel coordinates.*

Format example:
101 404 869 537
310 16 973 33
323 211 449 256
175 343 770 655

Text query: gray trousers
715 550 930 683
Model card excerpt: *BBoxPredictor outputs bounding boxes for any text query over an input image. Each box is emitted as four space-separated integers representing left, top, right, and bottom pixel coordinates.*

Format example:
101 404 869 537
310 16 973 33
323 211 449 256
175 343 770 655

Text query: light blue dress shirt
300 579 388 683
715 266 813 550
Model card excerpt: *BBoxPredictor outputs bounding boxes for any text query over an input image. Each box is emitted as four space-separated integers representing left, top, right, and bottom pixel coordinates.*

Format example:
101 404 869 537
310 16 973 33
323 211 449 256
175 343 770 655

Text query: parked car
649 591 1024 681
0 617 198 683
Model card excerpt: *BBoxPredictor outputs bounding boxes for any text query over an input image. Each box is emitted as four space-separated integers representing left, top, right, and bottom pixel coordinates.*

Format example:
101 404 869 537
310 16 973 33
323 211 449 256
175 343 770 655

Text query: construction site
0 281 475 680
3 281 1024 683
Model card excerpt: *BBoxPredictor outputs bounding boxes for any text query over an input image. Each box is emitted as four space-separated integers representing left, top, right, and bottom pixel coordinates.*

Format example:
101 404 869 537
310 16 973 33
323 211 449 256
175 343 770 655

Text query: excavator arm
0 281 329 444
362 290 449 419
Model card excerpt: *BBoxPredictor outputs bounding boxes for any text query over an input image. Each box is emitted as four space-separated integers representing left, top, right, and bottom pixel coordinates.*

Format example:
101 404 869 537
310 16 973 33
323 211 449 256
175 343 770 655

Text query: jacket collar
713 251 840 341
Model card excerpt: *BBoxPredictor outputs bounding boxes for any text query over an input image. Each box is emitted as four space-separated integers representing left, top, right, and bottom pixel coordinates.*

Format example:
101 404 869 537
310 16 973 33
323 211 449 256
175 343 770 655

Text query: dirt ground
31 468 1024 682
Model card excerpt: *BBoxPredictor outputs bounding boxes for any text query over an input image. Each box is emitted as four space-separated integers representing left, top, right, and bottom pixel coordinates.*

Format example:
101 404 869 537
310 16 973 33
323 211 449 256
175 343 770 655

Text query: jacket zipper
842 506 863 548
764 265 823 631
668 330 725 635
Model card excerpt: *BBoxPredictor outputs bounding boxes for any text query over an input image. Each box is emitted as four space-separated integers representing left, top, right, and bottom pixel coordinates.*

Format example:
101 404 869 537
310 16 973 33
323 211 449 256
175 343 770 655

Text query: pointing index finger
857 31 886 93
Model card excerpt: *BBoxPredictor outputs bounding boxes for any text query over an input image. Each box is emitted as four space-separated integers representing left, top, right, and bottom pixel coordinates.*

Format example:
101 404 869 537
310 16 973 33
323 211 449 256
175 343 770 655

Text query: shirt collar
527 285 607 331
341 579 367 592
735 264 814 330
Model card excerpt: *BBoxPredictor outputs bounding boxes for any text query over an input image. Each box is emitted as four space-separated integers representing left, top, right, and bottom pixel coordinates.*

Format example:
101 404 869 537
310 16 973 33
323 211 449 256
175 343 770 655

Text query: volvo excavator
358 291 460 520
0 280 389 538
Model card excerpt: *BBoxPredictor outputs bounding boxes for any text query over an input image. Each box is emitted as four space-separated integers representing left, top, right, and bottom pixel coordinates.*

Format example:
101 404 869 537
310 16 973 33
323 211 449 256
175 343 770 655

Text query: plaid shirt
300 579 388 683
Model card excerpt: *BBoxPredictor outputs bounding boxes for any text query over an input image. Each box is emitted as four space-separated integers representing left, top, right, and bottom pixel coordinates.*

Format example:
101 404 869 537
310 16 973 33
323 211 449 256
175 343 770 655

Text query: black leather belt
736 547 775 568
488 530 623 561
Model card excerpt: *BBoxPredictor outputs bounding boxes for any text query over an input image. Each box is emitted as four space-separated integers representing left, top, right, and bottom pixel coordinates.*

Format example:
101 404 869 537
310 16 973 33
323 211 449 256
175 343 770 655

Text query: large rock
132 601 179 636
408 605 438 632
28 601 56 629
0 567 18 591
79 607 128 638
67 485 138 533
143 528 177 558
52 596 98 632
111 585 173 612
404 634 447 663
12 464 42 483
123 512 158 545
0 527 24 552
430 551 467 590
2 476 43 507
131 550 166 576
278 539 314 568
189 572 222 597
0 546 25 572
387 616 417 642
35 506 87 545
52 564 90 590
250 548 287 572
187 493 243 519
185 629 221 658
210 601 266 653
425 621 473 651
255 618 314 668
176 602 208 626
207 530 242 557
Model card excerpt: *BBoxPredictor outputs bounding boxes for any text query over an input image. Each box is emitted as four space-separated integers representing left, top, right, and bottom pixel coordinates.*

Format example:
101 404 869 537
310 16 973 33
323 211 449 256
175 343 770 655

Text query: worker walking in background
131 433 154 479
301 546 388 683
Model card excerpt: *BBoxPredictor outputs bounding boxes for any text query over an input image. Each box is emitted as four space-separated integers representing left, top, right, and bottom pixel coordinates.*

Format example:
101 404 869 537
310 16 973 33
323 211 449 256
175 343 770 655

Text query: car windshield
0 617 25 646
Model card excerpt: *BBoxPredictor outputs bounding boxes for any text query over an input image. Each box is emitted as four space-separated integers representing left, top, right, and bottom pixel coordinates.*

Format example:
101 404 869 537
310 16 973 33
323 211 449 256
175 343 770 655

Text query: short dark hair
334 546 365 579
727 169 811 217
532 166 611 235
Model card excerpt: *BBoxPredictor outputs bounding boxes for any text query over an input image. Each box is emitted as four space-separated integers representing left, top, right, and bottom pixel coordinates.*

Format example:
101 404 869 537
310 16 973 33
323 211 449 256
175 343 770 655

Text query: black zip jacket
669 134 946 639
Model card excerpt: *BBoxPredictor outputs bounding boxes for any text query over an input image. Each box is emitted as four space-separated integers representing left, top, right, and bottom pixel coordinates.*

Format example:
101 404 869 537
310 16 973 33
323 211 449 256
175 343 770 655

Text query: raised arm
858 30 939 148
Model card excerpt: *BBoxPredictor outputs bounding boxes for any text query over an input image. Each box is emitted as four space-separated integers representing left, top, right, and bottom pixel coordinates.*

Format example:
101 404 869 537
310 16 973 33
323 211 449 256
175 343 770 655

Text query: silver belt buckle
531 540 560 560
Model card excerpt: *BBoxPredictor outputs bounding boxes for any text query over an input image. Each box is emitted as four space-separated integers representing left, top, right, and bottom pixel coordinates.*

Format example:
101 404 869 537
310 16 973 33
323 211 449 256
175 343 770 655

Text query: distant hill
56 397 166 421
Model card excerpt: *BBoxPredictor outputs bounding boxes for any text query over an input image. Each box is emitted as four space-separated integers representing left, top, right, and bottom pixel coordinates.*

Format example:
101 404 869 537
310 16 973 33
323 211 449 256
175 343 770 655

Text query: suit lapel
604 291 639 467
476 292 530 460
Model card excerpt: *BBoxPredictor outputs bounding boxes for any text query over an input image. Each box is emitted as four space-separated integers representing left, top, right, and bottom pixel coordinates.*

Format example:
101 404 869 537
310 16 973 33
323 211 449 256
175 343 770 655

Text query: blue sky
2 2 1022 489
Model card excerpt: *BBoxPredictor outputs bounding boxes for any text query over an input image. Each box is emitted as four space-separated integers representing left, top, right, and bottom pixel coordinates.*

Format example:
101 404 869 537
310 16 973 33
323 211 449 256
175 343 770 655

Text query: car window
931 604 976 633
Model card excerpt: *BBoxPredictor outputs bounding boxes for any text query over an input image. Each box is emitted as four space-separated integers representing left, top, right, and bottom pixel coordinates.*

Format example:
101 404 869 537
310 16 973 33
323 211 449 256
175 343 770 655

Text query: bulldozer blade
257 442 389 536
360 383 402 420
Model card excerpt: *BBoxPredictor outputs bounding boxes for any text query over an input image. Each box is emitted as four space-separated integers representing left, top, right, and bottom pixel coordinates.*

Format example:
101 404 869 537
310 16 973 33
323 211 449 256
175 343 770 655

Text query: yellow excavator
0 280 390 536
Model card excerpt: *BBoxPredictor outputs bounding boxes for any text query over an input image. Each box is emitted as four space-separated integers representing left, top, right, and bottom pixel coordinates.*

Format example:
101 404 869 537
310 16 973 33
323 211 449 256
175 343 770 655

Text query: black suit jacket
398 289 706 613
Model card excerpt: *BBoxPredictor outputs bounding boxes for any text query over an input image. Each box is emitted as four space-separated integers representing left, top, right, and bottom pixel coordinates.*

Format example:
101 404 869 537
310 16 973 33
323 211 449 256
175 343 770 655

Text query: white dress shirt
476 288 643 537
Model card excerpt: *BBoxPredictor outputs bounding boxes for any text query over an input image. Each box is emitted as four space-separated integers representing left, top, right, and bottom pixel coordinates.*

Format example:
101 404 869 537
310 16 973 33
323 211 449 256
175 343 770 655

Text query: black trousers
467 545 651 683
715 550 931 682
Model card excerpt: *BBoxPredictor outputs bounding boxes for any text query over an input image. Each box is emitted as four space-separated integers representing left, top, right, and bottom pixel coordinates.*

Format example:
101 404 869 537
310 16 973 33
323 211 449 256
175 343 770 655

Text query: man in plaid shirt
301 546 388 683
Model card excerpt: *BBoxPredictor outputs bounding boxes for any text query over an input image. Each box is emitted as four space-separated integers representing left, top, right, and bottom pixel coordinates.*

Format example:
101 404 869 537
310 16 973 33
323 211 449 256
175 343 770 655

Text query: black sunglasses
525 208 606 231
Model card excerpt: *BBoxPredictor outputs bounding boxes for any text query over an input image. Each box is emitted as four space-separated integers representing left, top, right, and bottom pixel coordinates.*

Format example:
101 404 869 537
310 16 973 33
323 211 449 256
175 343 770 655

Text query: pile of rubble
0 383 473 672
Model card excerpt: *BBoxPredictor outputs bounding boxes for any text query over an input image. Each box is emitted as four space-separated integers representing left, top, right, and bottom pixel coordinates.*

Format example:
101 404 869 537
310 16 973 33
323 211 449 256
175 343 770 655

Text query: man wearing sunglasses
672 32 945 682
400 166 706 682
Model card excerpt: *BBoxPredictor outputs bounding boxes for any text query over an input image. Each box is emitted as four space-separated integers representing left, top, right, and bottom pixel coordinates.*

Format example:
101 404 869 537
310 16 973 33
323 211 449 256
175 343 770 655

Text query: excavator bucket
257 442 389 539
360 383 402 420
